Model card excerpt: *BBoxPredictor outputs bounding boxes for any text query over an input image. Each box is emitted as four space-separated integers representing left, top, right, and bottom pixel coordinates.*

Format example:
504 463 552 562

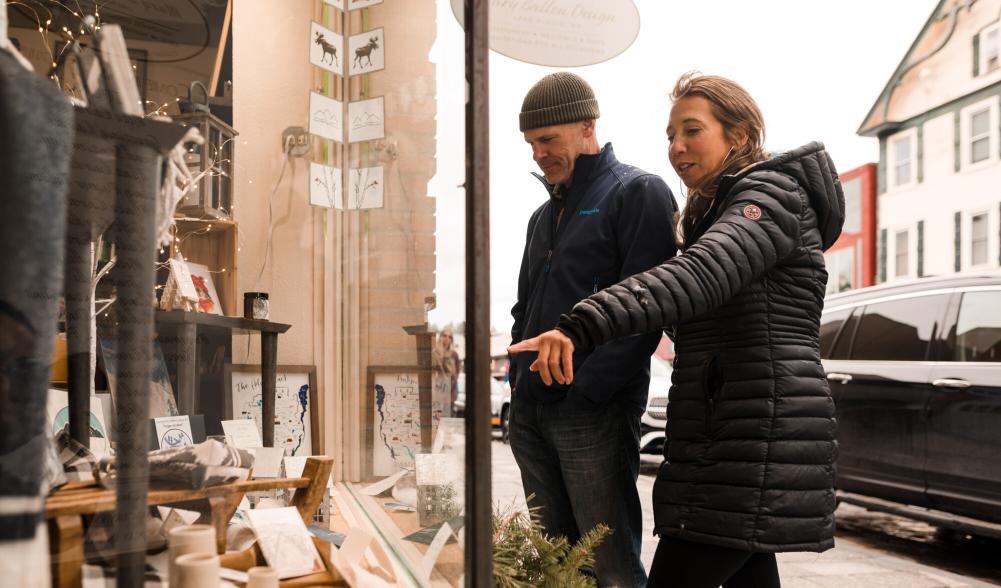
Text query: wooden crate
169 217 238 317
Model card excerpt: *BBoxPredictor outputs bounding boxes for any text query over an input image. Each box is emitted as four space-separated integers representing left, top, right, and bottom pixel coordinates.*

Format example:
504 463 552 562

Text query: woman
509 72 844 587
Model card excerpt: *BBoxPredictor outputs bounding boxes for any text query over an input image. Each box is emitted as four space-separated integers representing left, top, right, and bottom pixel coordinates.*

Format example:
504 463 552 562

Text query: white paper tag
221 419 263 448
153 415 193 449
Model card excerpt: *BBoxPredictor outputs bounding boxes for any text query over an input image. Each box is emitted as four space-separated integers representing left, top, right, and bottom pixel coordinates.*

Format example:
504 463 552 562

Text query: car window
851 294 948 361
830 308 859 360
954 290 1001 362
819 308 851 359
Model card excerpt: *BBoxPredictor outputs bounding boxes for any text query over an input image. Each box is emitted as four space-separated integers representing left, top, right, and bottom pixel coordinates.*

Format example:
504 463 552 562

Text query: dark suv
820 272 1001 536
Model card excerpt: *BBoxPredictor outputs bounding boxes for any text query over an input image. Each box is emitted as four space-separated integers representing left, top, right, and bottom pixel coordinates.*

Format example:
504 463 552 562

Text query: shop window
895 229 909 278
971 212 989 266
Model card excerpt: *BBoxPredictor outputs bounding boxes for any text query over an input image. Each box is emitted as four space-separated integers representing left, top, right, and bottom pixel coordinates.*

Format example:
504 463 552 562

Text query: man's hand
507 329 575 386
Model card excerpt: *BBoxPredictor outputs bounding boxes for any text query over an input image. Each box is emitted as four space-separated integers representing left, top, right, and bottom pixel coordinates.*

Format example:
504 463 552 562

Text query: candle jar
243 292 269 320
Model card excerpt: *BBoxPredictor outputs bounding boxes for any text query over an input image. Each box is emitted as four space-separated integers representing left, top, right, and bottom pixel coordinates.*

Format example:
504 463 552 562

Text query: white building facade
860 0 1001 282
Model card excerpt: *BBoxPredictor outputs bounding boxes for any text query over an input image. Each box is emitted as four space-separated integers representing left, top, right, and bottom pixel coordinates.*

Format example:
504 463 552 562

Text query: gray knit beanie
519 72 600 132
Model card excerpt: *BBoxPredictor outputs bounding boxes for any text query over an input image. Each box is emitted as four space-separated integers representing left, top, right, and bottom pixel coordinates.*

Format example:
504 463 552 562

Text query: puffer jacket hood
722 141 845 250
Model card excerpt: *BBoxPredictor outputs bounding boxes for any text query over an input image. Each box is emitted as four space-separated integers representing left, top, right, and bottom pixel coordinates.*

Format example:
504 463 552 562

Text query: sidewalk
491 441 997 588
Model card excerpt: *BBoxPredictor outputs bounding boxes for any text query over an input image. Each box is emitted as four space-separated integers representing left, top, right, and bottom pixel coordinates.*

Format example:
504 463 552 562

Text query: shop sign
451 0 640 67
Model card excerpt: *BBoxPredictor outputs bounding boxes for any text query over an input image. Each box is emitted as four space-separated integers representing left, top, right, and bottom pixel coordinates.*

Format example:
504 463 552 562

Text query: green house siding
954 211 962 272
974 32 981 77
878 228 887 283
917 220 925 277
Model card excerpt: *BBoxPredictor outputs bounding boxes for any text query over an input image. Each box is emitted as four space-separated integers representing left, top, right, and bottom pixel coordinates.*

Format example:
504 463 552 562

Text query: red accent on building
830 163 877 289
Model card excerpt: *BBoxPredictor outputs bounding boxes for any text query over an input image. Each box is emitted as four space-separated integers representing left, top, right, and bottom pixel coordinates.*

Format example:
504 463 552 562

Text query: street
491 440 1001 587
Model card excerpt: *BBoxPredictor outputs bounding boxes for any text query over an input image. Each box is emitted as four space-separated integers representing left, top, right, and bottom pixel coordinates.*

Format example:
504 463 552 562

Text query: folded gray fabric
97 439 254 490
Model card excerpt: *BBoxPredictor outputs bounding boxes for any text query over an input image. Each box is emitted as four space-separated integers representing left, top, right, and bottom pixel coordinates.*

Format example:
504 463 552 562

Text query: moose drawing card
348 27 385 76
309 21 343 75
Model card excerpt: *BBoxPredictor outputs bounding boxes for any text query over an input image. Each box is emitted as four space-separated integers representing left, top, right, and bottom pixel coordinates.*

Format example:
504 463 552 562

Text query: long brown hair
672 72 766 247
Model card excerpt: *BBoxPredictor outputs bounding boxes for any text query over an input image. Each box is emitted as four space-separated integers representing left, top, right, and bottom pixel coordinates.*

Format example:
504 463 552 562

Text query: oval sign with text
451 0 640 67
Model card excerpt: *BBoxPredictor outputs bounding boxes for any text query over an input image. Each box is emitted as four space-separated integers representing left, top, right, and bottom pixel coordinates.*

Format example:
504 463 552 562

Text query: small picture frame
162 259 224 315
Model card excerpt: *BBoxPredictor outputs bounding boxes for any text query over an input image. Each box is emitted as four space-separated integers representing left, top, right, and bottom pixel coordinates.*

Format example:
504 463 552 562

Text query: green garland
492 501 611 588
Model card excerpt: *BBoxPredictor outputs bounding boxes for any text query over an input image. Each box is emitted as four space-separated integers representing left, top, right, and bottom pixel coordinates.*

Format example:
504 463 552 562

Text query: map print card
226 365 318 457
370 371 421 476
247 506 324 579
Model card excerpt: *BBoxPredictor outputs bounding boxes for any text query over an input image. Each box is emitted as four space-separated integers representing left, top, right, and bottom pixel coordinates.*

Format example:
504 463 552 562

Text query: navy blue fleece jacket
510 143 678 413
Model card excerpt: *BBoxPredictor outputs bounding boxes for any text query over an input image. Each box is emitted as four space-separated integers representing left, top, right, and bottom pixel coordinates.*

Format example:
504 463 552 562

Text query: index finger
507 337 538 354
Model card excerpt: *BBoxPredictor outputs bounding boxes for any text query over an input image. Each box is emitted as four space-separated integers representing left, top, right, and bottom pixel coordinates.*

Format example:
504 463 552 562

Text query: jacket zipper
703 356 719 437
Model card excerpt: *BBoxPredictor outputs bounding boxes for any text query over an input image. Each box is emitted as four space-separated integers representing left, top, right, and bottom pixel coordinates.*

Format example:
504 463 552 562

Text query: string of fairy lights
3 0 250 315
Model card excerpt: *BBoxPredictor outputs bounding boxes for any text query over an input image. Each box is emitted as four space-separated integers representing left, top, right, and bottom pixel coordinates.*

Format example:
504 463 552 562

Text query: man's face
523 121 591 186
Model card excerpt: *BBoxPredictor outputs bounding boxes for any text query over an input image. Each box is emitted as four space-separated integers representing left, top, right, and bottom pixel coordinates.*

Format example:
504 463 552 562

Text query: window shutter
917 220 925 277
917 125 924 183
954 111 961 172
954 211 962 272
878 137 887 194
878 228 887 283
974 32 981 77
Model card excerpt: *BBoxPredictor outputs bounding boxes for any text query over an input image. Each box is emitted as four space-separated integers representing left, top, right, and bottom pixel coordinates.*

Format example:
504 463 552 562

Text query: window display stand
155 310 291 446
46 457 335 587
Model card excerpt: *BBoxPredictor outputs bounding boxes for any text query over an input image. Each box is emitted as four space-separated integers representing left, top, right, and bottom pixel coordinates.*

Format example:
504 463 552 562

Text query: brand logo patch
579 208 600 216
743 204 762 221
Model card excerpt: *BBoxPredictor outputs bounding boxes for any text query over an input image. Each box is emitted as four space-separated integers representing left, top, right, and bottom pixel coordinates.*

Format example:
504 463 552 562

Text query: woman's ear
729 125 749 149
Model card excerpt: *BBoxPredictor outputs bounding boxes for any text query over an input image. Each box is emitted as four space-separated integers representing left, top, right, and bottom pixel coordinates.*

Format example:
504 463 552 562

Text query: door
825 293 949 506
926 287 1001 523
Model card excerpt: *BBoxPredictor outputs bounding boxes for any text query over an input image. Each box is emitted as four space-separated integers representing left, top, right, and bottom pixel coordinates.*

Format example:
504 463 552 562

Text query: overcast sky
427 0 940 334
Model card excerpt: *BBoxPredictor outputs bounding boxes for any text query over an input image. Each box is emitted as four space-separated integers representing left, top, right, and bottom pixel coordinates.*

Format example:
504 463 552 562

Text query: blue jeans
510 396 646 588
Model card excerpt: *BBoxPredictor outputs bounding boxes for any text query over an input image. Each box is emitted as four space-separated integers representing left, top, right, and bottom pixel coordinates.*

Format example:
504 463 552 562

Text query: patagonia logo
578 208 600 216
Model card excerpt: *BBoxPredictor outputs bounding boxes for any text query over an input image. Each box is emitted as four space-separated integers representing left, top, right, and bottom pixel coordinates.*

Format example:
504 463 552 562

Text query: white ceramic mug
247 566 280 588
174 552 220 588
167 524 216 588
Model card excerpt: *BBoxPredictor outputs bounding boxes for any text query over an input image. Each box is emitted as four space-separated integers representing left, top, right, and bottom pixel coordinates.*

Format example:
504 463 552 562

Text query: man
509 72 678 587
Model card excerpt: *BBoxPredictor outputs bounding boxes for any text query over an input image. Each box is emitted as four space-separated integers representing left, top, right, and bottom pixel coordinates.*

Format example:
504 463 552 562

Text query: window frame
960 98 998 172
888 128 917 189
980 22 1001 76
970 211 990 267
894 229 910 278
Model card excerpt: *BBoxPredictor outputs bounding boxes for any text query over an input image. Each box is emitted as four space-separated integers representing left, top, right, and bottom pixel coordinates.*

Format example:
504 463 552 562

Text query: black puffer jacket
557 142 844 553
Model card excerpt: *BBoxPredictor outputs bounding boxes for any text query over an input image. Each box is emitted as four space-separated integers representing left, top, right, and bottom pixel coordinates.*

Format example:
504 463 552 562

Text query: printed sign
450 0 640 67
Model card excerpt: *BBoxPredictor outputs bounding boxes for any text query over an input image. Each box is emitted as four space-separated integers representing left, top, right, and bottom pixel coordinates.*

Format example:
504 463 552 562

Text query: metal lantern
174 82 238 219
